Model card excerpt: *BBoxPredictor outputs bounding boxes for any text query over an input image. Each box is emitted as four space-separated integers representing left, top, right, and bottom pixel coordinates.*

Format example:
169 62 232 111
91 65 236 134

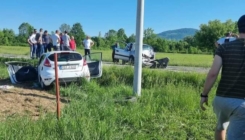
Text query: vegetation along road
0 53 211 74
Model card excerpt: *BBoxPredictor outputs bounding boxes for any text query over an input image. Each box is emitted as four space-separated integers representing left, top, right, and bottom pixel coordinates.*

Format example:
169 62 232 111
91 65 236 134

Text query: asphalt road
103 61 210 73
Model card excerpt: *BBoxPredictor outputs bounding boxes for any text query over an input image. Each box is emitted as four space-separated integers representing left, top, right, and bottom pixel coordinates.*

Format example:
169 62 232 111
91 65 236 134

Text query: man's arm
29 35 35 45
75 42 76 50
68 35 71 42
202 55 222 94
27 37 32 45
57 35 60 43
90 40 94 47
200 55 222 110
38 34 42 43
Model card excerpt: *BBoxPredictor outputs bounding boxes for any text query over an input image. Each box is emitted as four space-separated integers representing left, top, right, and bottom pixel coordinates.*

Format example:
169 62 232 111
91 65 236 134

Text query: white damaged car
114 43 169 68
5 51 103 89
114 43 155 65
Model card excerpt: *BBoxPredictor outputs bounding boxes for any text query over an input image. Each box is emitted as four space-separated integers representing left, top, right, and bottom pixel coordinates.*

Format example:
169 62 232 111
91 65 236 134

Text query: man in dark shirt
42 30 51 53
200 15 245 140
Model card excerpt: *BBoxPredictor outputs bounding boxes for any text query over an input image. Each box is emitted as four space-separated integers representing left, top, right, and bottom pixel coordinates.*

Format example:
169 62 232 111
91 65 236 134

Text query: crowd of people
27 28 94 59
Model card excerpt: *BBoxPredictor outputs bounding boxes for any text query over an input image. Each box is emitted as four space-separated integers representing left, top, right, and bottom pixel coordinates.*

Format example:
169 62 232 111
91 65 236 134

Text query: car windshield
143 45 152 50
48 53 82 62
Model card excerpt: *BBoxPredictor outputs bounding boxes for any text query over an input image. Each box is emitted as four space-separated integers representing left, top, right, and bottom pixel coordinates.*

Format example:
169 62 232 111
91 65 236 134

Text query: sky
0 0 244 36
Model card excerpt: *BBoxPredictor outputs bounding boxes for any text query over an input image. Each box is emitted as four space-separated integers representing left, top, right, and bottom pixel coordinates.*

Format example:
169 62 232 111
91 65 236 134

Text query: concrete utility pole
133 0 144 96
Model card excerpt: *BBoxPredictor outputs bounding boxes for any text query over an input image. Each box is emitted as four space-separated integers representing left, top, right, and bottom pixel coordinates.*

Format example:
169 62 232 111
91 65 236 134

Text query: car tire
149 61 157 68
129 56 134 65
39 76 50 90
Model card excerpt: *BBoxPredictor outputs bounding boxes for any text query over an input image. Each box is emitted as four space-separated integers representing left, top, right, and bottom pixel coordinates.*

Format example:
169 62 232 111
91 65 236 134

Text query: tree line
0 19 238 54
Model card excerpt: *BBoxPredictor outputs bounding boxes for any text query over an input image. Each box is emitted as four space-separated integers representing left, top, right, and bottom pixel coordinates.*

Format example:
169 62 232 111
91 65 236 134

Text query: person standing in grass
27 32 35 58
42 30 52 53
36 28 43 58
82 35 94 56
62 31 71 51
69 36 76 51
51 30 61 51
200 15 245 140
28 29 37 59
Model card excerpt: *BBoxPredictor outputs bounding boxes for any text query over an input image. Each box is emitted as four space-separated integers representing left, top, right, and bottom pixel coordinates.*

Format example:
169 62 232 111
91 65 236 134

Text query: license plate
60 65 77 70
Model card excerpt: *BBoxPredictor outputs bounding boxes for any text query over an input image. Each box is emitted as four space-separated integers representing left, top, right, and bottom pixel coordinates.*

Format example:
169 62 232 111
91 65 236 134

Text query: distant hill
157 28 198 40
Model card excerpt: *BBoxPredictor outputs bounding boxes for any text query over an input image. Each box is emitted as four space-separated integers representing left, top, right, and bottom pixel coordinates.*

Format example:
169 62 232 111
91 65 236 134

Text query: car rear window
48 53 82 62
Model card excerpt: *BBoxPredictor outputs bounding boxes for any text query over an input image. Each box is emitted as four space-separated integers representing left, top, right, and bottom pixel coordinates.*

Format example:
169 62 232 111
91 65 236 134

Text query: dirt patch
0 80 69 120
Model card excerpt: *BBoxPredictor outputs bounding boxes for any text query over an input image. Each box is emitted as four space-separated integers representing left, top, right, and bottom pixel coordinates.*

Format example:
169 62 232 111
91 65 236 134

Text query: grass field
0 57 218 139
0 46 213 67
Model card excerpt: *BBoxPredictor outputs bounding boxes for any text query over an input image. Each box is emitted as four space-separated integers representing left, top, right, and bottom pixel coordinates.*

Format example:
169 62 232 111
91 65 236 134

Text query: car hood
142 49 154 57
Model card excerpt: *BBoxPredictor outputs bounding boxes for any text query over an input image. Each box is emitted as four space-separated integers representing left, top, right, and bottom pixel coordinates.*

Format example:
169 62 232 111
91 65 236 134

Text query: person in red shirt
69 36 76 51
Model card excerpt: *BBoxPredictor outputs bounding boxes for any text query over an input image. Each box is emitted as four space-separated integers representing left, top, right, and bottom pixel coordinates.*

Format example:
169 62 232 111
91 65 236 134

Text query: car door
114 46 130 61
5 61 36 84
5 61 27 84
84 52 103 78
37 54 46 76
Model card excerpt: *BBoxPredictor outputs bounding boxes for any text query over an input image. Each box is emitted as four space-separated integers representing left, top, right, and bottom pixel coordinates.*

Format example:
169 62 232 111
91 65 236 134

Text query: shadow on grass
19 93 70 103
114 96 137 106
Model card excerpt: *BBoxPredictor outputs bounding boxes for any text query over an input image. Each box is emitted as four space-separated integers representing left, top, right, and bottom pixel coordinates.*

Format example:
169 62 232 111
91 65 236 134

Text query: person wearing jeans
32 44 37 58
42 30 51 53
36 28 43 58
27 32 34 58
28 29 37 59
62 31 71 51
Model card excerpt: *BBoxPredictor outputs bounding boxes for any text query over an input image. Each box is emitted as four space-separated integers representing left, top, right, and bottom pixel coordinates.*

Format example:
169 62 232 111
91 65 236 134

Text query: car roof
44 51 81 55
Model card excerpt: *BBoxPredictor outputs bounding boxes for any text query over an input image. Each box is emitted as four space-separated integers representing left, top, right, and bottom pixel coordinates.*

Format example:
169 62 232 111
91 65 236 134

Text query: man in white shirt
51 30 60 51
82 36 94 56
28 29 37 59
62 31 71 51
27 32 34 58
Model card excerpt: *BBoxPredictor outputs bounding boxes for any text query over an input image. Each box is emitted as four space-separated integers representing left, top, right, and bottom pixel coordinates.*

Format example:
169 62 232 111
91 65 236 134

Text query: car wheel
149 61 157 69
39 76 50 90
129 56 134 65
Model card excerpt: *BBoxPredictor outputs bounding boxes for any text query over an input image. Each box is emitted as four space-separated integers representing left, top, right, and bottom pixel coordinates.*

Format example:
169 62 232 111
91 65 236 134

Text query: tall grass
0 46 213 67
0 64 219 139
